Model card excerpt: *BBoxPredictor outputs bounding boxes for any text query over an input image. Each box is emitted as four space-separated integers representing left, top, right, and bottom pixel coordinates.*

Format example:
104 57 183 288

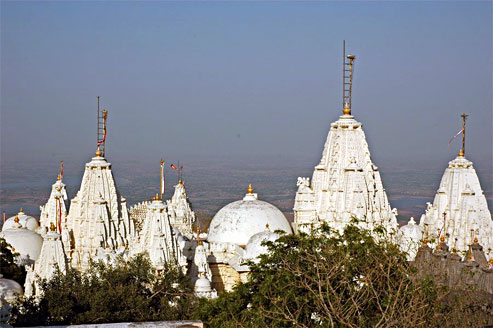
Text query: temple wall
209 263 241 293
413 242 493 294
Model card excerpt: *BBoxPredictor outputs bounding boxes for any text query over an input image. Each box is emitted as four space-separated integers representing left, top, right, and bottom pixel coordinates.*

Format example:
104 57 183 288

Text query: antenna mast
97 96 100 148
342 41 356 115
96 97 108 157
459 113 468 157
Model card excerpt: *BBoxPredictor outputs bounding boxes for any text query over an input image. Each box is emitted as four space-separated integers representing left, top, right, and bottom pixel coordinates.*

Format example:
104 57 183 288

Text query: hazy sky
1 1 492 175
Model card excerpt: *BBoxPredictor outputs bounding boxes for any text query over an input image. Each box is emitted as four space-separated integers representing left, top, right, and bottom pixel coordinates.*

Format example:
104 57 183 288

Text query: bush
0 237 26 285
195 223 453 327
10 254 196 326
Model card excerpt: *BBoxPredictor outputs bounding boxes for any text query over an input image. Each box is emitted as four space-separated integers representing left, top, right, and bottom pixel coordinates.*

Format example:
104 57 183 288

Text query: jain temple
1 48 492 309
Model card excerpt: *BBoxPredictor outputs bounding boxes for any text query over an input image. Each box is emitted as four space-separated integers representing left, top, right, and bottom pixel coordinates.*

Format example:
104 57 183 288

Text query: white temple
65 147 136 270
2 73 492 307
293 51 398 235
417 114 493 259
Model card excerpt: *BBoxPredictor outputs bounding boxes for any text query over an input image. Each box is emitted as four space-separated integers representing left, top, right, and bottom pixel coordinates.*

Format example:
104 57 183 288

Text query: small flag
448 128 463 146
170 163 177 170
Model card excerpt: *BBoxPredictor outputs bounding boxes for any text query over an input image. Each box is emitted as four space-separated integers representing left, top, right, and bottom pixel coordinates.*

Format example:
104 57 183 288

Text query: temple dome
194 275 212 293
399 217 423 242
0 224 43 262
207 186 292 246
3 209 39 231
243 228 280 262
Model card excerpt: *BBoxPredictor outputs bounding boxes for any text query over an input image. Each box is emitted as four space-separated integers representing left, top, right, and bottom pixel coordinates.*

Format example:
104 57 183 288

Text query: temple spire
458 113 468 157
342 40 356 116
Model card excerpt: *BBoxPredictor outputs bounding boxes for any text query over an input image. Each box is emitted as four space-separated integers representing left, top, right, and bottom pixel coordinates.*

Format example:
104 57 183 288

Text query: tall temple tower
293 43 398 234
65 107 136 270
419 114 493 258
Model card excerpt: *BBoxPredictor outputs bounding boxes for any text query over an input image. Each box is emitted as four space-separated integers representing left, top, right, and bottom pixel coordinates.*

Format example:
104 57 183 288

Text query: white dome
0 226 43 262
244 229 280 261
208 188 292 246
398 217 423 242
0 274 23 304
194 276 212 293
2 209 39 231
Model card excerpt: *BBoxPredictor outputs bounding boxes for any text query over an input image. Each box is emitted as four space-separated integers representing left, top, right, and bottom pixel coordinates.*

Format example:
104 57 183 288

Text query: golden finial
154 193 160 201
474 236 478 244
247 184 254 194
95 146 102 157
14 215 19 223
440 235 445 243
19 207 24 213
11 247 15 252
343 102 351 116
178 180 182 185
266 223 270 230
57 174 61 181
50 222 56 232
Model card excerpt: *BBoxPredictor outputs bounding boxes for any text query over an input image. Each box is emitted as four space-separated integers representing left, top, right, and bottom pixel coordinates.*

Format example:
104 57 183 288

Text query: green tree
195 223 450 328
0 237 26 285
10 254 196 326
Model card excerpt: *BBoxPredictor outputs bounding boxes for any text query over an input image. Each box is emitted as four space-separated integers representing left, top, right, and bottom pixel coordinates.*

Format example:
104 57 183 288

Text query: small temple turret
166 180 196 236
24 223 67 297
293 42 398 235
419 114 493 259
132 193 186 272
39 161 68 234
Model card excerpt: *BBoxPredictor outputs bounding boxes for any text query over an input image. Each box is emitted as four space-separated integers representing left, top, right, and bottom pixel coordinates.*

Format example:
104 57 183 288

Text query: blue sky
1 1 491 175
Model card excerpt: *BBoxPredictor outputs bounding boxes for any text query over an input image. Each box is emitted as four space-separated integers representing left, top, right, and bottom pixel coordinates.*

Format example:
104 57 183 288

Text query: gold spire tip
343 103 351 116
95 146 102 157
57 174 61 181
247 184 254 194
14 215 19 223
19 207 24 213
474 236 478 243
154 193 160 201
50 222 56 232
440 235 445 243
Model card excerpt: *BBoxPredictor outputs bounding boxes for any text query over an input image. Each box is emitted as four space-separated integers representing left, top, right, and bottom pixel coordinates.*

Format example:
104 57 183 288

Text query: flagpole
160 159 165 199
59 196 62 233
